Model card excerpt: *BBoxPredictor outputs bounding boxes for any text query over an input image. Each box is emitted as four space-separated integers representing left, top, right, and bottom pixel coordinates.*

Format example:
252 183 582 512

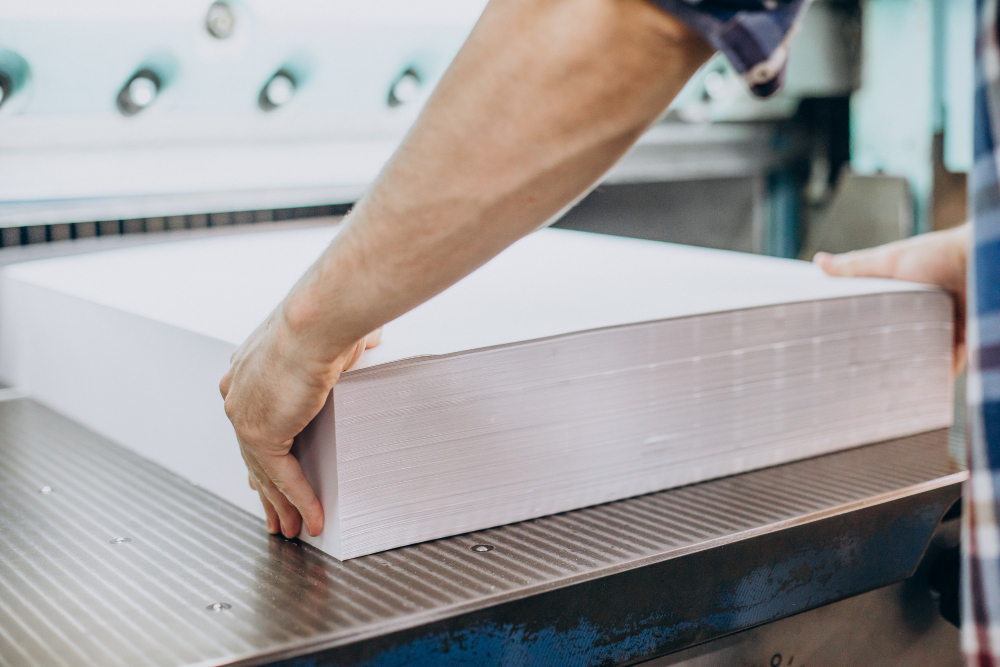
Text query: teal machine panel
851 0 974 234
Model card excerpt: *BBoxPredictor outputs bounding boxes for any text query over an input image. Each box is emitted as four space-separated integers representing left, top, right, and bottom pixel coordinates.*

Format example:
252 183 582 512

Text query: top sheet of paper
4 226 932 371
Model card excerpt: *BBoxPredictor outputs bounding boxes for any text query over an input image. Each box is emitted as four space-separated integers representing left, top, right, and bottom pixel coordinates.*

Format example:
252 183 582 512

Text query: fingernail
266 517 277 533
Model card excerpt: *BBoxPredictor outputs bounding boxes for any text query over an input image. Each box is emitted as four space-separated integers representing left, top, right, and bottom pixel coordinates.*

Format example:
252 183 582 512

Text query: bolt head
117 70 161 116
206 2 236 39
264 73 295 107
259 71 296 111
471 544 494 553
388 69 421 108
127 76 158 109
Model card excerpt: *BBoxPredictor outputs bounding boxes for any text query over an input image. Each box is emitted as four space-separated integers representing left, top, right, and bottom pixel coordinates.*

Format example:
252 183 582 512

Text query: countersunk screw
206 1 236 39
109 537 132 545
206 602 232 612
38 485 54 494
471 544 494 553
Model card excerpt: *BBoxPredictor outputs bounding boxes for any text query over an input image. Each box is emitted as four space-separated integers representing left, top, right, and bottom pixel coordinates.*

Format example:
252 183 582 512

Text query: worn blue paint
280 499 946 667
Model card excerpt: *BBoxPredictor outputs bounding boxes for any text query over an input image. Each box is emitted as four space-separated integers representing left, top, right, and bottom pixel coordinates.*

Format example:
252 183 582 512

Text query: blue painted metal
271 487 958 667
766 168 801 258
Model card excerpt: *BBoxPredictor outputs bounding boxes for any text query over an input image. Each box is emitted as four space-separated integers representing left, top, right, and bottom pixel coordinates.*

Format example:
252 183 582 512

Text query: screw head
387 68 421 108
260 72 295 110
109 537 132 545
471 544 494 553
206 1 236 39
206 602 232 612
117 70 161 116
38 485 54 494
127 76 158 108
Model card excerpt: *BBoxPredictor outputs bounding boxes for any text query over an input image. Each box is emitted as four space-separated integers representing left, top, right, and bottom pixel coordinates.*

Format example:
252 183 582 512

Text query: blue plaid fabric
651 0 812 96
963 1 1000 664
661 1 999 664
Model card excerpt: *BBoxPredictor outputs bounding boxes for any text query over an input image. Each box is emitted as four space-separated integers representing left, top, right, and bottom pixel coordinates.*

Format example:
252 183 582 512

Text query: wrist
279 281 349 370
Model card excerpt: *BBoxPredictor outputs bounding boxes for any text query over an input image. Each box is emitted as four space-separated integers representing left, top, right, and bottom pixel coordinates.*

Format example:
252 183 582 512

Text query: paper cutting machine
0 225 970 667
0 1 969 664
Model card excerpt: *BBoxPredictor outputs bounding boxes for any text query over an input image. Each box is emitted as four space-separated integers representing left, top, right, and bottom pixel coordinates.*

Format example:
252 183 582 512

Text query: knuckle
223 395 237 420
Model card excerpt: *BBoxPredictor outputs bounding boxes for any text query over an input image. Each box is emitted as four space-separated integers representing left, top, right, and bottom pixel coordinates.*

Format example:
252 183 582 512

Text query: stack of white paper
0 226 953 559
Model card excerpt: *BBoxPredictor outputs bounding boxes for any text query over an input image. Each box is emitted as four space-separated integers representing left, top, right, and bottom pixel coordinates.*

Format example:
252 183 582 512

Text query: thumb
813 247 896 279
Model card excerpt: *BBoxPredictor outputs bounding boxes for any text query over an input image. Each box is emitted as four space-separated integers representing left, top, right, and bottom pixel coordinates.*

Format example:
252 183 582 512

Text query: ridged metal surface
0 398 962 667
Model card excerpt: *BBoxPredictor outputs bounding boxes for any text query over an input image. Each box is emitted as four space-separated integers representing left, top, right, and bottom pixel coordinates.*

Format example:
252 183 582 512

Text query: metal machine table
0 398 964 666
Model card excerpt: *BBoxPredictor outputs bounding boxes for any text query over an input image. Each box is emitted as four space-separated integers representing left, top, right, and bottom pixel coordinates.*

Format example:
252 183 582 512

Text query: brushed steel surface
0 399 963 667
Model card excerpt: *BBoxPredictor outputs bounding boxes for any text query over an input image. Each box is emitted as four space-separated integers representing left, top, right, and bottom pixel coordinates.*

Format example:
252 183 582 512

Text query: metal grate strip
0 399 963 666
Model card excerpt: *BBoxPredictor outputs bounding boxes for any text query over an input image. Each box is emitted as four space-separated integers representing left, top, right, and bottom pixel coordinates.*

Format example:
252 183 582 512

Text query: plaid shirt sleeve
648 0 812 97
963 1 1000 665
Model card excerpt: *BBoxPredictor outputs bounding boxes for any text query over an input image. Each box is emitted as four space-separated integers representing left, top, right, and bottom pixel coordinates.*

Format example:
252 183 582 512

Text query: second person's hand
814 223 970 375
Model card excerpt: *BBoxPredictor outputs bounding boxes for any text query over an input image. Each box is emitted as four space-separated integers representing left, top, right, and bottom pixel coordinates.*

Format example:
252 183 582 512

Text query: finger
240 453 277 534
253 480 280 534
365 328 383 349
249 459 304 539
814 248 896 279
954 315 968 377
257 451 325 537
241 448 303 538
343 339 368 371
954 341 968 377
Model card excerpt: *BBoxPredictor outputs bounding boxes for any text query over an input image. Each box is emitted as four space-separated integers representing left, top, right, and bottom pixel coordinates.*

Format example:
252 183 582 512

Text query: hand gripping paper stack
0 227 953 559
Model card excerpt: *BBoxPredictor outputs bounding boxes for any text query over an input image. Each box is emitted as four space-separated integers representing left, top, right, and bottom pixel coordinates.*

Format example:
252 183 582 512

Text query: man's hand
219 303 380 539
218 0 713 539
813 223 970 375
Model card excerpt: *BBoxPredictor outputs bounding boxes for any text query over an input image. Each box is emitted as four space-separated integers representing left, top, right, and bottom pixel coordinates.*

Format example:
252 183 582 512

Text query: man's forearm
284 0 713 359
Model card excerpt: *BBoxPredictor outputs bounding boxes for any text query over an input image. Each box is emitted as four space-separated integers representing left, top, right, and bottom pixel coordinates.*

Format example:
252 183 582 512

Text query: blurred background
0 0 973 258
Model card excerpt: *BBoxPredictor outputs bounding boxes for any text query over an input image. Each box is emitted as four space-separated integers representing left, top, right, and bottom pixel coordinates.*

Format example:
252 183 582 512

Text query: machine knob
0 72 10 109
387 68 421 108
928 545 960 628
117 70 161 116
205 1 236 39
259 70 296 111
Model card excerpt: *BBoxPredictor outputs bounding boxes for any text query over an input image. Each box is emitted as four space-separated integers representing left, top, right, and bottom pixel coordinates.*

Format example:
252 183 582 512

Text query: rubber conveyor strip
0 398 964 667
